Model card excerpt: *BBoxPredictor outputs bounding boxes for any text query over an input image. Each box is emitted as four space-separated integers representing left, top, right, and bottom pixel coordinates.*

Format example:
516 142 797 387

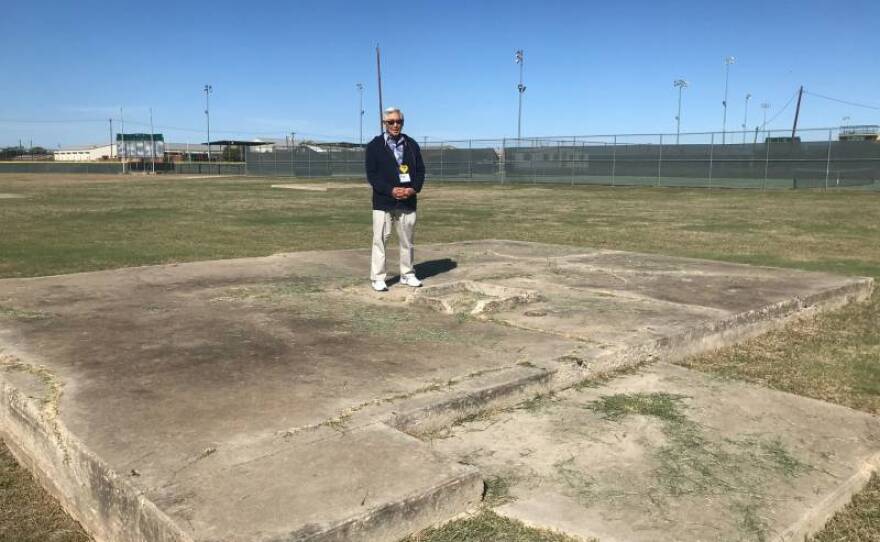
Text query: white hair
383 107 404 121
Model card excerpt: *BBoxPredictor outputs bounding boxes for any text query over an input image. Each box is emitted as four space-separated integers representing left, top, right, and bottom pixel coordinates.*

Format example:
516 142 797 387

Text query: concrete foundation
0 240 873 541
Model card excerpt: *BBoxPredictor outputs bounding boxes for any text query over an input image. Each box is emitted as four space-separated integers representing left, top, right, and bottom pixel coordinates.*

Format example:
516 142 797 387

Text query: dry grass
809 473 880 542
0 441 90 542
677 290 880 414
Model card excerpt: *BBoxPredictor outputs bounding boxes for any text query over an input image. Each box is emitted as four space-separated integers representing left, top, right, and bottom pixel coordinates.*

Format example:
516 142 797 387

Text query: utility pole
376 45 384 133
204 84 212 162
109 118 113 158
791 85 804 140
515 49 526 140
742 93 751 143
290 132 296 148
356 82 364 145
721 56 735 144
674 79 688 144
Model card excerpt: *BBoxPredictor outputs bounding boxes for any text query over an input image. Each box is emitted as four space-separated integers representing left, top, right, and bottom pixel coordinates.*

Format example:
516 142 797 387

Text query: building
839 125 880 142
54 144 115 161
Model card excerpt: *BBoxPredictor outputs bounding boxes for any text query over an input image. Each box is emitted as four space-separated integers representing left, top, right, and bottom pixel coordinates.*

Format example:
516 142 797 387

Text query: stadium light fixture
673 79 689 144
722 56 735 144
204 84 213 163
742 93 752 143
760 102 770 136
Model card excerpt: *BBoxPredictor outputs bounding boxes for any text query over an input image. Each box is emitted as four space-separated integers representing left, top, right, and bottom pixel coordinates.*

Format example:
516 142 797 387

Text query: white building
54 144 115 161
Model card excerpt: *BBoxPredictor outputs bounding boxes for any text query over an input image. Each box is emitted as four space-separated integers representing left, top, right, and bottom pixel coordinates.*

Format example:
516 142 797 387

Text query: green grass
0 173 879 542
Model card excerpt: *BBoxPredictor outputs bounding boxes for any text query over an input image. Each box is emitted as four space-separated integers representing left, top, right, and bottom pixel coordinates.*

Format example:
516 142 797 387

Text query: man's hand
392 187 415 199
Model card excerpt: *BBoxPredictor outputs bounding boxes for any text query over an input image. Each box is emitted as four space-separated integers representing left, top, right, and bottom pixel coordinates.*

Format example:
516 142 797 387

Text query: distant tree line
1 146 52 161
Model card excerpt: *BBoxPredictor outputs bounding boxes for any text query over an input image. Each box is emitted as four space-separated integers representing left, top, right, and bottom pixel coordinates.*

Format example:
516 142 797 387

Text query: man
364 107 426 292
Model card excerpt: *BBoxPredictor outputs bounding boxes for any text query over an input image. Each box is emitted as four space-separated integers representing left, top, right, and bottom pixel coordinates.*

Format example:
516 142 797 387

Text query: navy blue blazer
364 134 426 211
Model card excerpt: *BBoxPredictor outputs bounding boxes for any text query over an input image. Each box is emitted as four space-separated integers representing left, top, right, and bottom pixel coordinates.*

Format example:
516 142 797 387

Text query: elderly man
364 107 426 292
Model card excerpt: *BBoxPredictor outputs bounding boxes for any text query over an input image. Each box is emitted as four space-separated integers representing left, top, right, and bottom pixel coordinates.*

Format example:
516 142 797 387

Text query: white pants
371 209 416 281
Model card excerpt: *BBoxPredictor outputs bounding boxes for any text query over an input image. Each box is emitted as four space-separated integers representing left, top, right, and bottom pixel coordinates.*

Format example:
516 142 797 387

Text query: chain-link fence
0 161 245 175
246 126 880 190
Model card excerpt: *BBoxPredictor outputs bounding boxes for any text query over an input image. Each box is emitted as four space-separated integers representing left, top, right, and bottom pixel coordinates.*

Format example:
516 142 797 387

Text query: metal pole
611 135 617 186
515 50 525 139
742 93 751 144
824 128 832 191
149 107 155 174
120 106 126 174
763 132 771 190
722 56 735 144
674 79 687 144
376 45 384 133
501 138 506 185
356 83 364 145
108 118 113 159
204 85 212 163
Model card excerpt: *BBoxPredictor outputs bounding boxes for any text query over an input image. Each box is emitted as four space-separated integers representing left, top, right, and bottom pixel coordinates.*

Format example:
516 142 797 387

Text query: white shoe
371 280 388 292
400 274 422 287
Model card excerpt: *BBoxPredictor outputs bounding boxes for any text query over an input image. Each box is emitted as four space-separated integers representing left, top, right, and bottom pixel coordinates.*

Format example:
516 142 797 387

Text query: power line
803 91 880 111
764 90 799 127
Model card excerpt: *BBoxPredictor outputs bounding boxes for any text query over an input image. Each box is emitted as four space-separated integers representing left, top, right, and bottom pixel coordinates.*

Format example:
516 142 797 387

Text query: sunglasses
384 119 403 125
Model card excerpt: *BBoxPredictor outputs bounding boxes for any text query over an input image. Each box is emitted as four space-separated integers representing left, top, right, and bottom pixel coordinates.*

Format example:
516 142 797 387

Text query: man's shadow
387 258 457 286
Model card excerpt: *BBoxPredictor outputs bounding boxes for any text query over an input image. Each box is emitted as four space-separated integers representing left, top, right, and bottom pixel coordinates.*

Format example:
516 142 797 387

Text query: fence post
708 132 715 188
657 134 663 187
611 135 617 187
307 147 311 177
763 133 771 190
501 138 506 185
531 140 536 184
439 145 444 180
468 139 473 180
824 128 832 191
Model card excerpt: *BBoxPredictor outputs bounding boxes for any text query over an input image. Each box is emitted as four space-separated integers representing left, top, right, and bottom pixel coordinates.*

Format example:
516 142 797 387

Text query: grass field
0 173 878 542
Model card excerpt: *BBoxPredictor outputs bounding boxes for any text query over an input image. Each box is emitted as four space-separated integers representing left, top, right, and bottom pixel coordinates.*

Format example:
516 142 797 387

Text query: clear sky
2 0 878 147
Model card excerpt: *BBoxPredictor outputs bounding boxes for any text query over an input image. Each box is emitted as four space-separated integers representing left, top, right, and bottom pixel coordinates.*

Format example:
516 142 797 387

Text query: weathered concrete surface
0 240 873 541
432 363 880 542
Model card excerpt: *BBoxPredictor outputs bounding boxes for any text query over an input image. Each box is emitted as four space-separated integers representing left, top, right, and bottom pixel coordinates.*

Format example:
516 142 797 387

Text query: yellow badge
399 164 409 174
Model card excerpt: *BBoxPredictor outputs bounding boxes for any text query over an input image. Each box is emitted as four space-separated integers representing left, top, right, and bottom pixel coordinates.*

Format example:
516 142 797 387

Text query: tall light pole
204 84 212 162
673 79 688 145
842 115 850 127
721 56 735 144
356 82 364 145
761 102 770 137
742 93 752 143
515 49 526 140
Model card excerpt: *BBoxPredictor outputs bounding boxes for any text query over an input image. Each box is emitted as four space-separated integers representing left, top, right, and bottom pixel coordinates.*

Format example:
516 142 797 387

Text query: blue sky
2 0 878 147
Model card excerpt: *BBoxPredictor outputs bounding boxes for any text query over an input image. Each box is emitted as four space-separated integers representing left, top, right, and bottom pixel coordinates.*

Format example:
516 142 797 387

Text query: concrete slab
0 241 873 541
431 363 880 542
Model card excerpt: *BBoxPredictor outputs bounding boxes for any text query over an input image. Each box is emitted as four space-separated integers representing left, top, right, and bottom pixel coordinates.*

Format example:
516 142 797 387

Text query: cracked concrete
0 240 873 542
